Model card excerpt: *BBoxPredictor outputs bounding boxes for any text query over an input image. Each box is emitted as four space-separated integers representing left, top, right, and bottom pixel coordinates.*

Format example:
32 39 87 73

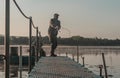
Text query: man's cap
54 13 59 16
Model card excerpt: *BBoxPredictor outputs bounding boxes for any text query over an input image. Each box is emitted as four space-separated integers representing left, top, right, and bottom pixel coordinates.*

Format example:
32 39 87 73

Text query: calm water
0 45 120 78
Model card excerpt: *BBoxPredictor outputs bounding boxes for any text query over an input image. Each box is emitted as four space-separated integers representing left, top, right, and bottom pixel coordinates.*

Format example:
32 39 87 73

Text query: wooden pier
28 56 100 78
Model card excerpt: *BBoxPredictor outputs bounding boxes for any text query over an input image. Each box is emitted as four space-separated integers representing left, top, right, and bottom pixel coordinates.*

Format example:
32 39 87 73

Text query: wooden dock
28 56 100 78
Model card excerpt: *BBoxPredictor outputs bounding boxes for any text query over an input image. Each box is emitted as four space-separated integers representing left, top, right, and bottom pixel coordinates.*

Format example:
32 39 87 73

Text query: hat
54 13 59 16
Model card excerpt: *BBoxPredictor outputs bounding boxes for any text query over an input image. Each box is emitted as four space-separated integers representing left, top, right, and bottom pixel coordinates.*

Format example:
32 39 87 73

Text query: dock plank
28 56 100 78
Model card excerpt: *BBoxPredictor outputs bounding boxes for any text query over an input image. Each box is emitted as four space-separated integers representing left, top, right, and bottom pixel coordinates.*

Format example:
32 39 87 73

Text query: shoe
50 54 57 57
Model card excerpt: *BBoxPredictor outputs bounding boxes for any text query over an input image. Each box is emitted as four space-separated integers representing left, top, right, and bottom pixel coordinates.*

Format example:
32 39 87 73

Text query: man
48 13 61 56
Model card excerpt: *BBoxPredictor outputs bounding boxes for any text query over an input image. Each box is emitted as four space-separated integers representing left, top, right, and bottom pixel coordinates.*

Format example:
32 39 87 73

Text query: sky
0 0 120 39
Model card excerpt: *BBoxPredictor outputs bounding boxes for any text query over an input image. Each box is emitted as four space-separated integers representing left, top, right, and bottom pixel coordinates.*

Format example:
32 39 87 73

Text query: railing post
82 57 85 67
19 46 22 78
5 0 10 78
102 53 108 78
77 46 79 63
29 17 32 73
99 65 103 77
39 32 42 58
36 27 39 62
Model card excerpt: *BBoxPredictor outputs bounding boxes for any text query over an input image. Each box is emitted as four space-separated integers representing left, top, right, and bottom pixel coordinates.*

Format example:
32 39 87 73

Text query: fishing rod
58 27 71 38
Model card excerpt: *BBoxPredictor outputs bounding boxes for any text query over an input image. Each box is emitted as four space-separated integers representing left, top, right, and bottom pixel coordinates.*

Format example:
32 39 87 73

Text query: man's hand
54 26 59 30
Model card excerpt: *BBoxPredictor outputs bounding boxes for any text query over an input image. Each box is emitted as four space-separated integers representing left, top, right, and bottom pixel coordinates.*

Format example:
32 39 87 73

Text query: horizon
0 34 119 40
0 0 120 39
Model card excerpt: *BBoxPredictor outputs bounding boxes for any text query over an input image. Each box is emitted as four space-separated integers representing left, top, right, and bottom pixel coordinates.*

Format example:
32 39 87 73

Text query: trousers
48 28 58 54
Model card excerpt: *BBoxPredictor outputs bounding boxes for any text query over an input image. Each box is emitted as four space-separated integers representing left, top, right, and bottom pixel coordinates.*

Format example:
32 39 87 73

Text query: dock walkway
28 56 100 78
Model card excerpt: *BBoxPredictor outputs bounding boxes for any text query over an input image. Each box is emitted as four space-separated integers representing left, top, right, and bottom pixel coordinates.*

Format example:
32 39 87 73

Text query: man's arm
57 21 61 30
49 19 55 28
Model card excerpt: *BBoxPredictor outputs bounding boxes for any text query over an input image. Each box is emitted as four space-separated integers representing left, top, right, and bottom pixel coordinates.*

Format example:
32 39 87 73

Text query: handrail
13 0 42 73
31 19 37 29
13 0 30 19
13 0 38 30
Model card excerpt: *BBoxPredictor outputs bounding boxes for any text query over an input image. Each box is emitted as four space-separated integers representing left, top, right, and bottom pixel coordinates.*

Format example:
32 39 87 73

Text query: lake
0 45 120 78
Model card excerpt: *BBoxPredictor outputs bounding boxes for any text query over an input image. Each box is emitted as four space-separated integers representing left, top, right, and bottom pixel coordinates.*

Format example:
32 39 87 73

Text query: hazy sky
0 0 120 39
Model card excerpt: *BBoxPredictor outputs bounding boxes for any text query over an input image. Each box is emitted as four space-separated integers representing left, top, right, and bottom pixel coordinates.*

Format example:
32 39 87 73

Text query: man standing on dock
48 13 61 56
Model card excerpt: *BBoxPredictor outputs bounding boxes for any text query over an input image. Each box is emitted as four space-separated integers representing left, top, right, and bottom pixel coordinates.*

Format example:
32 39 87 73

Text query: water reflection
82 53 120 78
0 60 28 78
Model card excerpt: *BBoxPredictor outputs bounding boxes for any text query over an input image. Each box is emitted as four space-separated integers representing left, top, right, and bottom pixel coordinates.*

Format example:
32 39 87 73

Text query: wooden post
29 17 32 73
77 46 79 63
39 32 42 58
99 65 103 77
36 27 39 61
82 57 85 67
19 46 22 78
102 53 108 78
72 54 74 61
5 0 10 78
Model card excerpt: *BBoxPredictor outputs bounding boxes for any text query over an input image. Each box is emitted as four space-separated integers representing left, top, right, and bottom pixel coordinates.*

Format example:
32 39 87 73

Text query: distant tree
10 36 29 45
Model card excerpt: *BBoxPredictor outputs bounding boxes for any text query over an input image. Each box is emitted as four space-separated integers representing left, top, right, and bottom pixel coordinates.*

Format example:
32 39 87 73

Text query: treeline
0 36 29 45
57 36 120 46
0 35 120 46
